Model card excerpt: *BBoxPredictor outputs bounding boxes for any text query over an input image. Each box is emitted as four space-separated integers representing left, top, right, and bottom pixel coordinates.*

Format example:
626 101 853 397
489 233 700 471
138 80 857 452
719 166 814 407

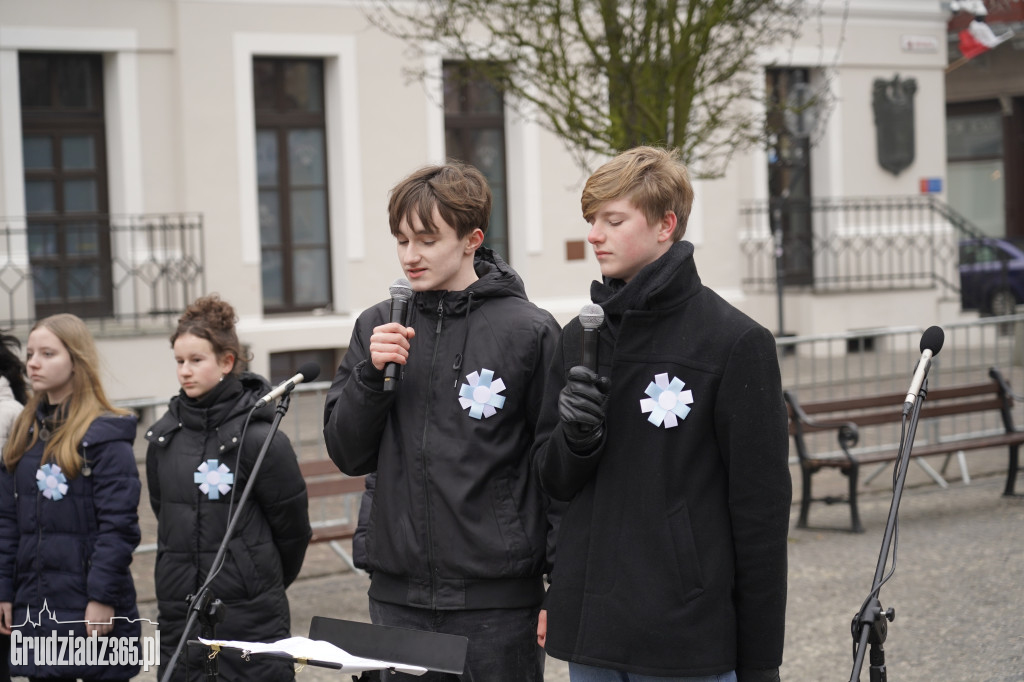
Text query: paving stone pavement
89 454 1024 681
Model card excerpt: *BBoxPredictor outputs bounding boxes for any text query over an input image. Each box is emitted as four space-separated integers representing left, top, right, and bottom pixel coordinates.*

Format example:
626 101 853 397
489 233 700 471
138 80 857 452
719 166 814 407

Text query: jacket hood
28 401 136 447
0 377 14 402
82 413 138 447
412 247 527 315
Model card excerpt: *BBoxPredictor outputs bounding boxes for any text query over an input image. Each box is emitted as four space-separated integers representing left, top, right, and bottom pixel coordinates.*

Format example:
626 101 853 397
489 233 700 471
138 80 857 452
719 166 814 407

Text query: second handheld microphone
579 304 604 371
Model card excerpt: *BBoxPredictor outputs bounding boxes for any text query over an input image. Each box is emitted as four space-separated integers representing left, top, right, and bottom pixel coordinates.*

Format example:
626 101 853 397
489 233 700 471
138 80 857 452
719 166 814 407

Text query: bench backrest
299 459 366 498
787 381 1004 432
785 367 1018 460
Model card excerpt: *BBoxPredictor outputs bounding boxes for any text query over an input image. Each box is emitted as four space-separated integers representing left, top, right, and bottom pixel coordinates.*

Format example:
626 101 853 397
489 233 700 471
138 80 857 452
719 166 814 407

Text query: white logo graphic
11 601 160 671
36 464 69 501
194 459 234 500
458 369 507 419
640 373 694 428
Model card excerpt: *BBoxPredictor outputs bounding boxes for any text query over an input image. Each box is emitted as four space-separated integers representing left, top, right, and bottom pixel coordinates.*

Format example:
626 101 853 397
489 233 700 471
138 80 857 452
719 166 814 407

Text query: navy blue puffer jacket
0 407 142 680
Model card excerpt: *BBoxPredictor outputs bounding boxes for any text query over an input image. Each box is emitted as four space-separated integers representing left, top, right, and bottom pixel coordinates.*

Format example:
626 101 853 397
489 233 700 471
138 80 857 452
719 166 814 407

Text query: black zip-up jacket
533 242 791 678
146 373 311 681
324 249 560 610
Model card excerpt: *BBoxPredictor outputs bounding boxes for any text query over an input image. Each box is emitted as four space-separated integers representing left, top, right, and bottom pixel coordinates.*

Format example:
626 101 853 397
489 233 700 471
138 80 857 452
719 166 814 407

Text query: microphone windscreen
920 326 944 356
389 277 413 301
297 361 321 383
579 304 604 330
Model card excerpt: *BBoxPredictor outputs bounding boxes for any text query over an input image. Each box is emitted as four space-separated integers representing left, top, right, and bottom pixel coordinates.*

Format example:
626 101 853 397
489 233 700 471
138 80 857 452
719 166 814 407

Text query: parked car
958 237 1024 315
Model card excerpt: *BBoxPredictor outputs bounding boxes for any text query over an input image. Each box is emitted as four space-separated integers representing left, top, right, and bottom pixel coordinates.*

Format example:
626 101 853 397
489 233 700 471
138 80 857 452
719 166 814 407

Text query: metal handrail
0 213 205 331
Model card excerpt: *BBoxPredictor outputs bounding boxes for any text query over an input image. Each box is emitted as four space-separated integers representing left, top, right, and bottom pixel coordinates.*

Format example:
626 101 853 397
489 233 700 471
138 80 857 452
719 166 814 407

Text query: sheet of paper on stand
197 636 428 675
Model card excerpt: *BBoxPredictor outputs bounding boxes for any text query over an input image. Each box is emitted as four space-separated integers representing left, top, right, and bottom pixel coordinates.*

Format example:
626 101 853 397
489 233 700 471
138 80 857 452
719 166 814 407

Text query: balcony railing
739 195 981 296
0 213 204 333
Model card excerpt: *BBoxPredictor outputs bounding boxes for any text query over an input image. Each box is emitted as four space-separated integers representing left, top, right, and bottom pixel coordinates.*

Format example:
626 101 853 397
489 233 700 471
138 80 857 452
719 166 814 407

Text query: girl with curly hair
146 295 310 681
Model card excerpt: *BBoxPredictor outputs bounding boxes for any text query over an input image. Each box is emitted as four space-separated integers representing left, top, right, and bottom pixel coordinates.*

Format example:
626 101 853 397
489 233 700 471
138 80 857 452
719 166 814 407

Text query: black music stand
309 616 468 675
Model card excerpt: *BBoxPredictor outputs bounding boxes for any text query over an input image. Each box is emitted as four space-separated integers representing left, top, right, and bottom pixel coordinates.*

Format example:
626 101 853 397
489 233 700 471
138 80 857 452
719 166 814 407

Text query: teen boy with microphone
323 162 561 681
533 146 792 682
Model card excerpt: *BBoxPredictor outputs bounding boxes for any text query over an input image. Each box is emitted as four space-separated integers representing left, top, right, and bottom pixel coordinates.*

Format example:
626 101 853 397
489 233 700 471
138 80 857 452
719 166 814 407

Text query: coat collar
591 241 702 317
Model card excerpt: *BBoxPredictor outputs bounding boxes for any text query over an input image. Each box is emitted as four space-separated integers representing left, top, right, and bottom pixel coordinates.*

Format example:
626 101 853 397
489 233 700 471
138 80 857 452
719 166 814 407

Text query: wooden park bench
299 459 366 570
785 366 1024 532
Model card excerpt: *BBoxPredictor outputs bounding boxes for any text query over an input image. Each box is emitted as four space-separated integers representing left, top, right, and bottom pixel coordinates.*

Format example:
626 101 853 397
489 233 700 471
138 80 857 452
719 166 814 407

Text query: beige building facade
0 0 967 402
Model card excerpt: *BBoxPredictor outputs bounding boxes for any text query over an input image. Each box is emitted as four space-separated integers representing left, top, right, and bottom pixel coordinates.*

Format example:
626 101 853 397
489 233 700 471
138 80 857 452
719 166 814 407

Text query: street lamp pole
771 194 787 338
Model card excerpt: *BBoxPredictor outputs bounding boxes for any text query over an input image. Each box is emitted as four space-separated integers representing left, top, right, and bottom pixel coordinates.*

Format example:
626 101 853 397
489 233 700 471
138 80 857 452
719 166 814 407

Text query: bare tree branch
367 0 824 178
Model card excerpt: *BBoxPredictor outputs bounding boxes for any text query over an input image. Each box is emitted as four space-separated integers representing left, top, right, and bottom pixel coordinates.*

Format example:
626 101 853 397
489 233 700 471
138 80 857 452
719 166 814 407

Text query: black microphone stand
160 393 294 682
848 376 930 682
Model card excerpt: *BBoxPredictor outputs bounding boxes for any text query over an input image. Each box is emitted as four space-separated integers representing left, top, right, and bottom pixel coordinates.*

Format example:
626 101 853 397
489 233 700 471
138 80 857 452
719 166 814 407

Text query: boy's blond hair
581 146 694 241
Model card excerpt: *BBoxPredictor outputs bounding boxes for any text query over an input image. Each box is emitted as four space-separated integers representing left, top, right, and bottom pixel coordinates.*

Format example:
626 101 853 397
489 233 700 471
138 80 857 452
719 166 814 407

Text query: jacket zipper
420 297 445 608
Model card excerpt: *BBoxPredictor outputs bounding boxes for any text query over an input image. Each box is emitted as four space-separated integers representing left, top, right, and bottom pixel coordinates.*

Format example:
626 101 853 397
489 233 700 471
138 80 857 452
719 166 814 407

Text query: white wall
0 0 956 401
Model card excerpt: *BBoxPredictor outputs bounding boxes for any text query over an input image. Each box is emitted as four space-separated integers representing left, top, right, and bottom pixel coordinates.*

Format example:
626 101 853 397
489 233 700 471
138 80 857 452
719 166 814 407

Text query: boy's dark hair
0 332 27 404
170 294 249 375
582 146 694 241
388 162 492 239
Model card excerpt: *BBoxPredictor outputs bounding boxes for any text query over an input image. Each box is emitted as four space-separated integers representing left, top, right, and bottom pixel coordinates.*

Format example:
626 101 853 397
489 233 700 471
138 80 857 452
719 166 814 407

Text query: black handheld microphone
255 361 321 408
579 304 604 372
902 326 945 414
383 277 413 392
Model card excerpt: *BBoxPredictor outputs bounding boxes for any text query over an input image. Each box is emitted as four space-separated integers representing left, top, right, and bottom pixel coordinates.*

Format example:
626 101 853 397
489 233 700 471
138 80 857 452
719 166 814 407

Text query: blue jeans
368 597 544 682
569 662 738 682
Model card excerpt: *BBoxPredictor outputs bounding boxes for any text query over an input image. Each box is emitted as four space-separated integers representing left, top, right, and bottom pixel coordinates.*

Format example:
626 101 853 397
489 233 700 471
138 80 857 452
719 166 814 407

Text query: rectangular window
947 105 1005 237
19 52 112 319
442 62 509 261
765 67 814 287
253 58 332 314
269 348 337 385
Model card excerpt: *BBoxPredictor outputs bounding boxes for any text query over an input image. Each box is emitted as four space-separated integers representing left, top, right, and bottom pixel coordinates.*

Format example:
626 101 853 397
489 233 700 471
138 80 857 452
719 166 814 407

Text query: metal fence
127 314 1024 552
0 213 205 332
739 195 979 296
124 313 1024 468
777 313 1024 481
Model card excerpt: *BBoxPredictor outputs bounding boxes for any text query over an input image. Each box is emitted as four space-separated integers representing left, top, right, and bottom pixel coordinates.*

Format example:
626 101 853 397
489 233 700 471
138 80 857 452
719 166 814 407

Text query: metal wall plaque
872 75 917 176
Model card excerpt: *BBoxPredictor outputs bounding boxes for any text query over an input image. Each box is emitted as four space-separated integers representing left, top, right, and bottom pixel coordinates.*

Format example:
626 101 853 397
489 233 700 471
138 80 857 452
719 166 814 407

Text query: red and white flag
958 18 1015 59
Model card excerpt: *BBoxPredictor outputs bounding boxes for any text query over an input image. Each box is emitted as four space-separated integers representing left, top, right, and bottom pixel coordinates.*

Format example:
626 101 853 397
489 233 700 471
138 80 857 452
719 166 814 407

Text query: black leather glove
737 667 780 682
558 366 610 454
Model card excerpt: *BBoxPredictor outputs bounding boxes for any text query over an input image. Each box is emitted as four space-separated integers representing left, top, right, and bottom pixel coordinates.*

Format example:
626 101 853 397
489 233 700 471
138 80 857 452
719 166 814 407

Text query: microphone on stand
254 362 321 408
850 324 946 681
902 326 945 414
383 277 413 392
579 304 604 372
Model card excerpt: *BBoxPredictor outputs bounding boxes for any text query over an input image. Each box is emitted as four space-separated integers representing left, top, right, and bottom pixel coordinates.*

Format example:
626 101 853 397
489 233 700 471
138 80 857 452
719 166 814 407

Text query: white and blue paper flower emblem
37 464 69 501
194 459 235 500
640 373 694 428
458 368 506 419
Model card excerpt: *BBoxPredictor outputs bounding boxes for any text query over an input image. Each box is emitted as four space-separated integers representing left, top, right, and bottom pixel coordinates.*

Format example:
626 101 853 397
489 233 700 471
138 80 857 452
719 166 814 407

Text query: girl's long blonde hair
2 314 129 478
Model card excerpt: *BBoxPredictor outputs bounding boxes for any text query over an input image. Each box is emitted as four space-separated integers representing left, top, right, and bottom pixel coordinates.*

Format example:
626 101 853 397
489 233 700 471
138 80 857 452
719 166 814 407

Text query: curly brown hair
170 295 249 374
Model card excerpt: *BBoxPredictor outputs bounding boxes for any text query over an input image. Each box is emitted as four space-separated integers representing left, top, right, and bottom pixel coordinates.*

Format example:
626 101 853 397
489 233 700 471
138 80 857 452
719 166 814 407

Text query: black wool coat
534 242 792 678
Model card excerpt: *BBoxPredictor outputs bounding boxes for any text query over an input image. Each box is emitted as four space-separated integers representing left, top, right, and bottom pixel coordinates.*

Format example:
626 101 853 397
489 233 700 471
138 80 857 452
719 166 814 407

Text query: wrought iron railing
739 195 982 296
0 213 204 333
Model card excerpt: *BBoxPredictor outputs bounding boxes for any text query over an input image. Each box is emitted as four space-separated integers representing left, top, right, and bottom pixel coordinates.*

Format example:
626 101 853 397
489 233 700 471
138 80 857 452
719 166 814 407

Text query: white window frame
233 33 363 314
